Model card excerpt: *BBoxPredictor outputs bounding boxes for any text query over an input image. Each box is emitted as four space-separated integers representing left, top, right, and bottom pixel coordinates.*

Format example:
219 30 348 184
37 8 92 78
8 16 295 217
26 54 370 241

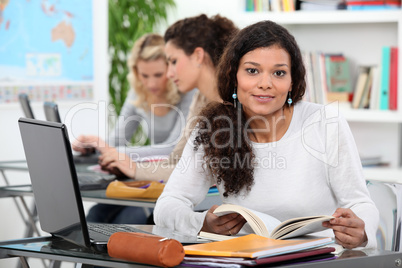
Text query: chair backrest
43 101 62 123
367 180 399 251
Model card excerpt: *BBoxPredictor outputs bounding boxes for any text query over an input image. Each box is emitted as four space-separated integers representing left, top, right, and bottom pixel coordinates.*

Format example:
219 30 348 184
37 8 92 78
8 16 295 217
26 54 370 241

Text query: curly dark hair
195 20 306 197
164 14 238 67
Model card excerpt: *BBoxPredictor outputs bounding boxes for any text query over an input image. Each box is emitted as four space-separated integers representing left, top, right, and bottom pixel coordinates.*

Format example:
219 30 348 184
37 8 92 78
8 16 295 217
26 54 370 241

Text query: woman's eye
246 68 258 74
274 70 286 77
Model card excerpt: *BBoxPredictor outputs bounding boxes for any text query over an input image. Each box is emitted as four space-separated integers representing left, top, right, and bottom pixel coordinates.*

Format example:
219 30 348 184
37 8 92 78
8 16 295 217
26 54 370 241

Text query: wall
0 0 108 267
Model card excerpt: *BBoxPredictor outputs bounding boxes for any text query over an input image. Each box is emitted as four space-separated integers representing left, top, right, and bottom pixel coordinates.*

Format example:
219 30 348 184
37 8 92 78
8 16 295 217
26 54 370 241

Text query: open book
199 204 334 241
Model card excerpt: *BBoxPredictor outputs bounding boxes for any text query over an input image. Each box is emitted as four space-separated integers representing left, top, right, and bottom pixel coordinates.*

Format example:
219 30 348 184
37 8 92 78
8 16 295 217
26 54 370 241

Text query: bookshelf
364 167 402 184
237 8 402 172
238 9 402 24
340 107 402 123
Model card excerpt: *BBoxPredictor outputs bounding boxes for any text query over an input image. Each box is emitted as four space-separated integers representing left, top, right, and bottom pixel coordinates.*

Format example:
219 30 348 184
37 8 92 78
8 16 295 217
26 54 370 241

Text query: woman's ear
193 47 205 66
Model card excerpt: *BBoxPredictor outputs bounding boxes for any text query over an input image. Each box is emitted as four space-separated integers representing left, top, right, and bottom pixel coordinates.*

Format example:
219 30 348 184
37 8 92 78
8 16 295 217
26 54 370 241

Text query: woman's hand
72 135 106 154
201 205 247 236
98 147 136 179
323 208 367 249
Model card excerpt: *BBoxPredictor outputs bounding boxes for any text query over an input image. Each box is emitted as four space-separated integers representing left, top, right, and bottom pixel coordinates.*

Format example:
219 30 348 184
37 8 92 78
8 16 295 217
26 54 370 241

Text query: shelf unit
238 9 402 24
237 9 402 178
364 167 402 184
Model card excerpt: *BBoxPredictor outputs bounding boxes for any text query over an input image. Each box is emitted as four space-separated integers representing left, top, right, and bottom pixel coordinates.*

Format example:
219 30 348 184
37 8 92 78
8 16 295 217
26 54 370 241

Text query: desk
1 226 402 268
0 160 220 210
0 184 220 210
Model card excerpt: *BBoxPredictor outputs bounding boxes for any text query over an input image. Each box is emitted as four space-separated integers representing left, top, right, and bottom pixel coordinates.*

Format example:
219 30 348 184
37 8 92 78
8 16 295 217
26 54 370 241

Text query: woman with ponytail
99 14 239 182
95 14 239 224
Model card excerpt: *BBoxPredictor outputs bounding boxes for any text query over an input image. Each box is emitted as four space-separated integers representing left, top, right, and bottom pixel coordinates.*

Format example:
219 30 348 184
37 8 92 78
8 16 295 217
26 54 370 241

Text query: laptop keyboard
78 173 114 183
77 173 116 190
88 223 151 236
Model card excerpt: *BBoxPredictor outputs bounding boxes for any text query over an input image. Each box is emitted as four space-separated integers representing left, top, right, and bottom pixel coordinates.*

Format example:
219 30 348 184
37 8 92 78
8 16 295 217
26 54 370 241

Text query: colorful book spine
246 0 254 11
379 46 391 110
352 66 370 109
324 54 352 93
389 47 398 110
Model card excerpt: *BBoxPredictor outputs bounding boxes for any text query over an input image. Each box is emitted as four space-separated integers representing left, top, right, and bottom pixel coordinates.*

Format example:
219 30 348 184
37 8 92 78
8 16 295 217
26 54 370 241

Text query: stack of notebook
182 234 336 267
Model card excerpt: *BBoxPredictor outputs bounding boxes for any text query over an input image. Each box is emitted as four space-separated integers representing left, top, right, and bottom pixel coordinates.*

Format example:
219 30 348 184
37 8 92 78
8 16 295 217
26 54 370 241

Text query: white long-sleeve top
154 101 379 249
108 89 195 158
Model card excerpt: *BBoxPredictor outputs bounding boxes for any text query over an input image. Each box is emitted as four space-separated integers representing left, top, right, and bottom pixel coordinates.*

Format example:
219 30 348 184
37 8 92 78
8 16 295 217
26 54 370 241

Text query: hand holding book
200 204 334 241
201 204 247 237
321 207 368 249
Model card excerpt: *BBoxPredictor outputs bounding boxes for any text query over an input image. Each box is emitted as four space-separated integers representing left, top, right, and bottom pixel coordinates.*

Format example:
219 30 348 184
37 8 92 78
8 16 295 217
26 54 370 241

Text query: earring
232 88 237 108
287 91 292 107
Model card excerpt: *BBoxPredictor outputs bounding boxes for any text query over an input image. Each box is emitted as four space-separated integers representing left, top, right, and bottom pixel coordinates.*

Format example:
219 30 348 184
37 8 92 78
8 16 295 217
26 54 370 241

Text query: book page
214 204 281 237
246 208 282 236
271 215 333 239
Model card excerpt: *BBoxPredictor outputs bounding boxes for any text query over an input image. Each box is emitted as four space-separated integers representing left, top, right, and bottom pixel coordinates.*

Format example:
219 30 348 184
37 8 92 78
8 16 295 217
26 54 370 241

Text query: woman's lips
253 95 274 102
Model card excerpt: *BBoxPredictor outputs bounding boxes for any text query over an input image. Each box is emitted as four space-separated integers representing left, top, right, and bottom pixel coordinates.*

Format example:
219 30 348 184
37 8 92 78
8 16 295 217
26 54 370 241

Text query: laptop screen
43 101 62 123
18 93 35 119
18 118 91 248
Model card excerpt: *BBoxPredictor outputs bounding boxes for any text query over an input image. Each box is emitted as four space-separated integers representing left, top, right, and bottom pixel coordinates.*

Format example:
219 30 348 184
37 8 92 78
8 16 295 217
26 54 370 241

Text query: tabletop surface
1 228 402 268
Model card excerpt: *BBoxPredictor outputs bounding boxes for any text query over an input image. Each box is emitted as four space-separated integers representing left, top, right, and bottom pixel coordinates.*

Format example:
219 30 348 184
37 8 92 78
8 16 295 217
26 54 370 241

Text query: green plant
108 0 176 116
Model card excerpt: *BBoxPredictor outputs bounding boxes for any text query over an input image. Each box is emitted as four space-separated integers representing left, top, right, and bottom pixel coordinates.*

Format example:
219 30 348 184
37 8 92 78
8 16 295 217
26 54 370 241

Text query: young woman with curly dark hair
154 20 379 250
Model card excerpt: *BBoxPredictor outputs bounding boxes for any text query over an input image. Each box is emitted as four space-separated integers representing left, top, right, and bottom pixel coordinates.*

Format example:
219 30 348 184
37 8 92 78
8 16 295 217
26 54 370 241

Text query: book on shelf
380 46 391 110
245 0 293 12
352 66 371 109
182 246 336 267
283 0 295 11
271 0 283 11
184 234 333 259
359 66 376 109
310 51 327 104
299 0 346 10
325 54 352 93
369 65 381 110
318 52 328 97
303 51 354 105
302 51 317 103
199 204 334 241
346 0 402 10
389 47 398 111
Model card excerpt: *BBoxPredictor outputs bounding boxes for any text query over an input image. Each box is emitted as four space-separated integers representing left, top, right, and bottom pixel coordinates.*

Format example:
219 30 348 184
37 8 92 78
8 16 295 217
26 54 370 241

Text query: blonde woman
73 33 195 159
75 34 194 224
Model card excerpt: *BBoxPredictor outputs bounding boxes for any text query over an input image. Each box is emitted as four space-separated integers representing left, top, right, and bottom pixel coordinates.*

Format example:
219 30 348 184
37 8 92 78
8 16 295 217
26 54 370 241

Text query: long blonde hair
127 33 180 110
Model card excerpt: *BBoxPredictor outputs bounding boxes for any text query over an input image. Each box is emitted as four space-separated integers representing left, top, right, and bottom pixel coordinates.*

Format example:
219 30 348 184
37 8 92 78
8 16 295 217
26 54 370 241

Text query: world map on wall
0 0 93 103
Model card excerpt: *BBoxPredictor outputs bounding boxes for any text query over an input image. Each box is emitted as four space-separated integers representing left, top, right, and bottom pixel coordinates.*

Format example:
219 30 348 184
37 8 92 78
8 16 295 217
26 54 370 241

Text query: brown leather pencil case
106 180 165 199
107 232 184 267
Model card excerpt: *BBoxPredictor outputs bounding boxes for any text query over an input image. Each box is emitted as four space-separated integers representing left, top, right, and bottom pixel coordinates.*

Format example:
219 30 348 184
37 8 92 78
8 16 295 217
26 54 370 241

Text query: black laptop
18 117 148 251
18 117 116 192
17 96 113 189
43 101 62 123
43 101 101 165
